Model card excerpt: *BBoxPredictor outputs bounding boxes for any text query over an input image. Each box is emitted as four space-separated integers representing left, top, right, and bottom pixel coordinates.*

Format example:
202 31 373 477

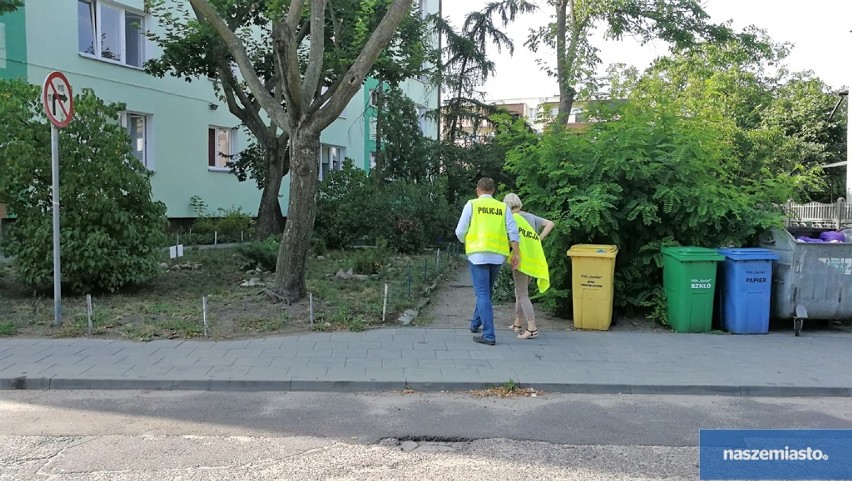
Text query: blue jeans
469 262 502 341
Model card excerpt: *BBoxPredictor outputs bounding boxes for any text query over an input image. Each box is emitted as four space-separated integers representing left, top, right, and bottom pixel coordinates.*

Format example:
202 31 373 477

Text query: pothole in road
378 436 474 453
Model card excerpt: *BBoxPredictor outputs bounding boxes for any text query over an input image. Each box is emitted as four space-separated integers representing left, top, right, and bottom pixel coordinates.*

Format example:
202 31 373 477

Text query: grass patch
0 245 465 339
0 321 16 336
237 310 289 333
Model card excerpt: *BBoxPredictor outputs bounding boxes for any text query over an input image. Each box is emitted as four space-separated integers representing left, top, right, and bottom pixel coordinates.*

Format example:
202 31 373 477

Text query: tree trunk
373 80 383 185
273 127 319 302
559 86 576 126
554 0 580 126
255 141 288 239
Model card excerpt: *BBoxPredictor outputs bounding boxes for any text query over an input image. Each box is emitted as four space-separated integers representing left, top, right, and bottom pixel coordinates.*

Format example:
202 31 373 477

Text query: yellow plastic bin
567 244 619 330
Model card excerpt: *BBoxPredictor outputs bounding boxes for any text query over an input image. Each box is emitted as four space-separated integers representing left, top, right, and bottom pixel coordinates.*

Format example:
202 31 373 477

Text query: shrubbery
505 97 800 318
237 236 279 271
182 196 254 245
313 161 456 253
0 80 167 294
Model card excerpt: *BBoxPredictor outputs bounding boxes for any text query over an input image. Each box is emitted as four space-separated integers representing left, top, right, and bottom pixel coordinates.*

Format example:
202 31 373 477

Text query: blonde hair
503 193 522 211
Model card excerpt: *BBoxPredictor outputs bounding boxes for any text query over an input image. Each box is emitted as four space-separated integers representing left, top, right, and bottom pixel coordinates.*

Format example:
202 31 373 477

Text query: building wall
0 6 27 79
8 0 439 219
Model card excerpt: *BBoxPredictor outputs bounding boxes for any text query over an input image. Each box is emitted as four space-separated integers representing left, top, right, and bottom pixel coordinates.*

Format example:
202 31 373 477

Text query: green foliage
314 160 455 253
491 265 516 303
0 321 15 337
505 92 797 317
0 0 22 14
0 80 167 294
238 236 279 271
502 379 519 392
310 238 328 257
314 307 367 332
437 1 537 143
380 86 430 182
352 239 389 275
190 204 254 242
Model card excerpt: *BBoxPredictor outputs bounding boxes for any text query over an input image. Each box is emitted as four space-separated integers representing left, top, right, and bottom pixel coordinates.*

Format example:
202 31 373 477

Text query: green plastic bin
661 247 724 333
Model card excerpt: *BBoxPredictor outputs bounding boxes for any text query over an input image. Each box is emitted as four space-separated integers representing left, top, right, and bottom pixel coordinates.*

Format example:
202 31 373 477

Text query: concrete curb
2 376 850 397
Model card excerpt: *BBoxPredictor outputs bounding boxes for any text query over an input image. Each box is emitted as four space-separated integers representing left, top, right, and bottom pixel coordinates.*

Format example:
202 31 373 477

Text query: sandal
509 323 523 334
517 329 538 340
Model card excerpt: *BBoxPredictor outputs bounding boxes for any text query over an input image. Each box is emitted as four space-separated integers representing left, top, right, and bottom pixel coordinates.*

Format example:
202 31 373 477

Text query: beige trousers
513 270 536 323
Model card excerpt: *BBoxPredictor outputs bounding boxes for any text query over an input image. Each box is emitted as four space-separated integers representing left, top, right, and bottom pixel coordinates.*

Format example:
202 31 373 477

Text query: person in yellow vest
455 178 520 346
503 193 555 339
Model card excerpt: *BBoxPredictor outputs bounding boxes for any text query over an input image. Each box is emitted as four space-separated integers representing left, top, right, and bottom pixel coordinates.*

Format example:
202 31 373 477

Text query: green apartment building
0 0 440 220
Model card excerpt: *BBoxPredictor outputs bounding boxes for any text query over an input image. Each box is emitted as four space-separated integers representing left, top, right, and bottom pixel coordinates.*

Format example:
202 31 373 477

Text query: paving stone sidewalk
1 328 850 396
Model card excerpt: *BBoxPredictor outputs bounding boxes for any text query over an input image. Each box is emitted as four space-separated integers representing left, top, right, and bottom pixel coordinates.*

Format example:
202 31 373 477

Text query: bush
314 160 456 253
505 97 799 317
187 199 254 244
0 80 167 294
238 236 279 271
352 239 389 275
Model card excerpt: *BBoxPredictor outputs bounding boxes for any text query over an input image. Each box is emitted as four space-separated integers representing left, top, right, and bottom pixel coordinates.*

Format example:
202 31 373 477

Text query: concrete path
2 327 851 396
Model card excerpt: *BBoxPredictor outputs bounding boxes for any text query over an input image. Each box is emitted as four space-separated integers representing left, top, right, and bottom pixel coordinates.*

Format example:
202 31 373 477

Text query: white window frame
417 106 428 134
208 126 237 172
121 111 153 170
0 23 7 70
78 0 148 69
415 0 428 18
318 144 345 181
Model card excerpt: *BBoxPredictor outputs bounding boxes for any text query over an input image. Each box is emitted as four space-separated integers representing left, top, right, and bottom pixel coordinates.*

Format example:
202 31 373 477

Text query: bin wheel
794 318 803 337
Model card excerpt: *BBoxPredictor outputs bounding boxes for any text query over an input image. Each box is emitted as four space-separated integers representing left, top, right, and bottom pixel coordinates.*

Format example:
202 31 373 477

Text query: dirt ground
421 266 667 333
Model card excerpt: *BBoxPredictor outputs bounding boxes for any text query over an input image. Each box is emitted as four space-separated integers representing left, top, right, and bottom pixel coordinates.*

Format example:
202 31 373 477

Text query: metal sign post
42 71 74 327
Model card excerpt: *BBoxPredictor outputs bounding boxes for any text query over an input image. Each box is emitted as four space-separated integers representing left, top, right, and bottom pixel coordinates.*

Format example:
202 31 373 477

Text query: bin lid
567 244 618 259
718 248 780 261
661 246 724 262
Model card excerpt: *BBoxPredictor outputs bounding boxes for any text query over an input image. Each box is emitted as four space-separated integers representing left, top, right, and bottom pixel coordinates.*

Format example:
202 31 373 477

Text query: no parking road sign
42 71 74 128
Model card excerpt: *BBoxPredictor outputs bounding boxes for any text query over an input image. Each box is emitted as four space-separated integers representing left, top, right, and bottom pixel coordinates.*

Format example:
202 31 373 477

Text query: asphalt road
1 391 850 480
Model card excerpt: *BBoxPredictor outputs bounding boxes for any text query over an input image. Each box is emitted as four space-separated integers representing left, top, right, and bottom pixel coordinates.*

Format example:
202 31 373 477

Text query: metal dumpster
758 226 852 335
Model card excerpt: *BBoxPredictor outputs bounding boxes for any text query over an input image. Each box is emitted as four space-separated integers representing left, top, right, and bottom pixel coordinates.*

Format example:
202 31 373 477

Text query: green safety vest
465 197 510 257
514 213 550 293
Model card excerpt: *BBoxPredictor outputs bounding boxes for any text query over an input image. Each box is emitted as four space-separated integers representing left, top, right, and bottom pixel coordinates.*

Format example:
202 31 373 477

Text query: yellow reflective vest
465 197 510 256
514 213 550 293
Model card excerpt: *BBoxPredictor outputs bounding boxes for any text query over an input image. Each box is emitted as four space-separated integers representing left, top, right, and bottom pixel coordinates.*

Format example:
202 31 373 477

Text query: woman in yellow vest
503 194 555 339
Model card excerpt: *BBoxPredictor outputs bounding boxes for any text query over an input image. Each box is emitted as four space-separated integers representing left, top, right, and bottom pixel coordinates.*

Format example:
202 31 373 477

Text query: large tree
187 0 418 302
148 1 430 239
438 0 536 144
528 0 733 126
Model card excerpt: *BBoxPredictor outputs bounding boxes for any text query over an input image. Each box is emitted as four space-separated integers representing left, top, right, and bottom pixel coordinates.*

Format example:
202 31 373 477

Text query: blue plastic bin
717 248 779 334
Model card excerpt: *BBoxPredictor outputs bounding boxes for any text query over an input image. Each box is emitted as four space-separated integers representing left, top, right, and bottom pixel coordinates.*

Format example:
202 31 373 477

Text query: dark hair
476 177 496 193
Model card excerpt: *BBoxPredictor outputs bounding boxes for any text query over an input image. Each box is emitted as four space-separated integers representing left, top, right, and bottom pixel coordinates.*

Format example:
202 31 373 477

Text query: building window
414 0 427 18
124 112 150 169
417 106 428 134
319 145 344 181
369 118 377 141
78 0 146 68
208 126 235 170
0 24 7 69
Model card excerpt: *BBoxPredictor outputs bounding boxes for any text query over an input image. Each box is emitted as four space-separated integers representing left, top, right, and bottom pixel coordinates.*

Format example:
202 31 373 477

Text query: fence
783 198 852 229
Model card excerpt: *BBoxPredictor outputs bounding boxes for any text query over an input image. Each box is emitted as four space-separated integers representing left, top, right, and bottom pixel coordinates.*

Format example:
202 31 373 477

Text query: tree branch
272 18 306 120
314 0 414 130
302 0 327 106
188 0 289 133
218 63 267 140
